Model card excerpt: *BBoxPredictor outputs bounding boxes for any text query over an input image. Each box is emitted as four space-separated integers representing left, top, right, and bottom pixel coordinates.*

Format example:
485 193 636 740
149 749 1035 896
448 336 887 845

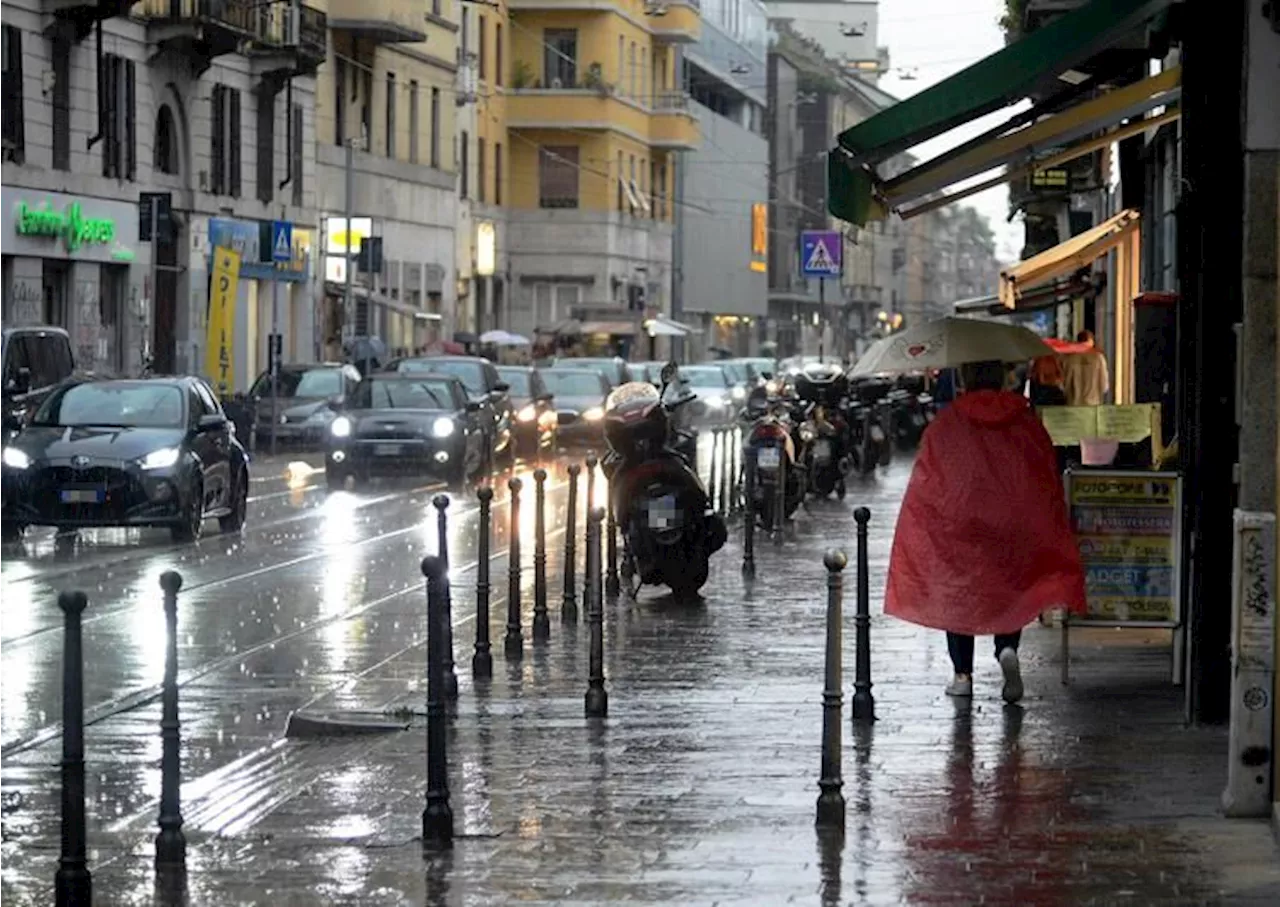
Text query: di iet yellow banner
205 246 241 397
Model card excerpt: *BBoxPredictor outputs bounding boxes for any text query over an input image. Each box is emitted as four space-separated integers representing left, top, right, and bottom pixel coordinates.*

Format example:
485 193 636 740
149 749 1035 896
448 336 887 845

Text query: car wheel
171 482 204 543
219 470 249 534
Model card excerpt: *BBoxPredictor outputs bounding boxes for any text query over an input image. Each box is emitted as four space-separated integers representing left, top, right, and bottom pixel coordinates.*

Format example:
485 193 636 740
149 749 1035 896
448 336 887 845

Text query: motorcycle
601 364 727 598
740 386 806 531
848 377 892 476
792 363 852 499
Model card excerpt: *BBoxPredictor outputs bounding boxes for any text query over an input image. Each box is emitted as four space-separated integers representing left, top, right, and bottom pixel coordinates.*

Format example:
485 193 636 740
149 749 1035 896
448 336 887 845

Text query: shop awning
827 0 1175 225
999 209 1141 307
955 272 1094 316
643 316 695 337
581 321 637 336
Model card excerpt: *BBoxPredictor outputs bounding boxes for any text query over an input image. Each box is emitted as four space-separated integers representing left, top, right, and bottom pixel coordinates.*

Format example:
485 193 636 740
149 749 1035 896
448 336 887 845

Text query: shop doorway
153 224 180 374
42 261 69 327
99 264 127 372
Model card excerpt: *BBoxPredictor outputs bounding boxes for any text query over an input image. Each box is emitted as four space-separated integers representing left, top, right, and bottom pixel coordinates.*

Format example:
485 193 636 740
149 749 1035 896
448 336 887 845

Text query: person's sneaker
945 675 973 697
998 648 1024 703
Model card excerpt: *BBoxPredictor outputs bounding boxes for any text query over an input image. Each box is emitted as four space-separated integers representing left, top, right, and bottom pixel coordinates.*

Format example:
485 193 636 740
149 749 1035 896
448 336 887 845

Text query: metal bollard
583 455 597 600
719 428 731 516
851 507 876 724
584 507 608 718
55 591 91 907
562 463 581 623
774 451 787 547
742 446 757 579
532 468 550 642
433 495 458 699
504 476 524 659
727 428 738 515
473 485 494 679
605 492 620 600
708 430 719 511
816 550 848 830
420 556 454 849
156 572 187 871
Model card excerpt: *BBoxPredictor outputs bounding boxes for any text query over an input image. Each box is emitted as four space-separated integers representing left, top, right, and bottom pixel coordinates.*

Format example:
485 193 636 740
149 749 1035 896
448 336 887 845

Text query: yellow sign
1040 403 1160 446
1097 404 1156 442
1040 406 1098 445
205 246 241 397
751 203 768 258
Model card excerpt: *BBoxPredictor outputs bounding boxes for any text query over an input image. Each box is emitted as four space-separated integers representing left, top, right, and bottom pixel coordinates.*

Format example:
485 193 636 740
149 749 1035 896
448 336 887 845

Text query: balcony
650 92 699 150
249 2 328 81
140 0 257 71
42 0 133 41
645 1 700 44
508 85 652 142
328 0 426 44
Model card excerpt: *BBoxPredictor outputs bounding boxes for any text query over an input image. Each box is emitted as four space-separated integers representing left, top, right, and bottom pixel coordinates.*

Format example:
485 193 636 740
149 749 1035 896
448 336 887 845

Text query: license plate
60 488 105 504
374 443 403 456
757 447 781 470
814 440 832 461
648 494 678 530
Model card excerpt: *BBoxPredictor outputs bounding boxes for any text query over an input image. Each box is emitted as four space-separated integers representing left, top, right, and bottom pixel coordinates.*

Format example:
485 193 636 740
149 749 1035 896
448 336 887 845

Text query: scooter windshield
605 381 660 412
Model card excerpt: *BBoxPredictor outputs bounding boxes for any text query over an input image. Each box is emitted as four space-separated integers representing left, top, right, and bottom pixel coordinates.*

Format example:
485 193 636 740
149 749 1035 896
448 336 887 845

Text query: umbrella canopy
480 330 532 346
851 317 1053 378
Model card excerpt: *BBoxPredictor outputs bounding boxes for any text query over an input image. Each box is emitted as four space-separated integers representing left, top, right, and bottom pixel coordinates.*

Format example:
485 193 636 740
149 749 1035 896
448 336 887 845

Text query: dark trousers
946 631 1022 675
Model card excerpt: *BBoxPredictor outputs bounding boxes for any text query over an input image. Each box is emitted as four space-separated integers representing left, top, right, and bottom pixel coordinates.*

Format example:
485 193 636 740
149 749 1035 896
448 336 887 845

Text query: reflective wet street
4 441 1280 905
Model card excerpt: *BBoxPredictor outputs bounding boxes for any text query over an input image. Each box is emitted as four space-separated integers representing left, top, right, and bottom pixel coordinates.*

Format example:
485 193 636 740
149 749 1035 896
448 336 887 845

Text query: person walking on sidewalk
884 359 1087 702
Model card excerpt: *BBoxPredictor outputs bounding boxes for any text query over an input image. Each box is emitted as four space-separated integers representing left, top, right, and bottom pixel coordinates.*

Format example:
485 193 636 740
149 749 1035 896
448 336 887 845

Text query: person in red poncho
885 359 1086 703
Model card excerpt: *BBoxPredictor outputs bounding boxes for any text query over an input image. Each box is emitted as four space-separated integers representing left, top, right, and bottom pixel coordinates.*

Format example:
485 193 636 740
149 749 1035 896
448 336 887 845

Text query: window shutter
291 104 304 207
229 89 242 197
125 60 136 181
211 86 225 195
257 89 275 203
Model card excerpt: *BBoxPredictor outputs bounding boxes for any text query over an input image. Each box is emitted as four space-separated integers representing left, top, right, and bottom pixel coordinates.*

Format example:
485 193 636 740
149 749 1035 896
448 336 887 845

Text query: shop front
1 188 142 373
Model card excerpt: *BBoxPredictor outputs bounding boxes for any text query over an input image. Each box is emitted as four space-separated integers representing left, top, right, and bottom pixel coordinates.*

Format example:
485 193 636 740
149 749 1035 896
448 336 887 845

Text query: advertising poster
205 246 241 397
1067 470 1181 625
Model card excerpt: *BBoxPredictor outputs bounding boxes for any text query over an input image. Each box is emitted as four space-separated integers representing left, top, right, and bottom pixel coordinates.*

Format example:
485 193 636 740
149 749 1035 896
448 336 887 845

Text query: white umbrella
479 330 531 346
851 316 1054 378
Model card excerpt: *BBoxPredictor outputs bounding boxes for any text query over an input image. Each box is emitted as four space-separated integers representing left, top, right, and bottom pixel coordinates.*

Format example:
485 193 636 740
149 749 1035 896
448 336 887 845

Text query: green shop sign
14 200 116 252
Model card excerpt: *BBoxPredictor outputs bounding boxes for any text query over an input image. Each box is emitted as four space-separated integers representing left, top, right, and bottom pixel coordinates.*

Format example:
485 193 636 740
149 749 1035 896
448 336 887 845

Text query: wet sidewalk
16 459 1280 905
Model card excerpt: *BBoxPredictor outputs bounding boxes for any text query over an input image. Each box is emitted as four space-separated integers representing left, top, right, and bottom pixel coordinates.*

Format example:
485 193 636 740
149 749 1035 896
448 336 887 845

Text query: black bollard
816 550 848 829
562 464 580 623
156 572 187 872
433 495 458 699
532 468 550 642
708 430 719 511
742 446 756 579
851 507 877 724
56 591 91 907
420 556 455 849
774 450 787 547
582 455 597 601
605 492 620 600
504 476 524 659
584 507 608 718
473 485 494 679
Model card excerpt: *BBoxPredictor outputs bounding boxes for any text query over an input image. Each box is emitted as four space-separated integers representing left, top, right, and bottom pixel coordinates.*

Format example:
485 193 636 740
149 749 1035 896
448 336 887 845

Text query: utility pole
344 138 355 356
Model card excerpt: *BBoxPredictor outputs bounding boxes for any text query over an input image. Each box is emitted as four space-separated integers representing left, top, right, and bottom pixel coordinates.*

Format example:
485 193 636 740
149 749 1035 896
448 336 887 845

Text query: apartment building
315 0 461 357
2 0 323 389
465 0 509 335
498 0 700 351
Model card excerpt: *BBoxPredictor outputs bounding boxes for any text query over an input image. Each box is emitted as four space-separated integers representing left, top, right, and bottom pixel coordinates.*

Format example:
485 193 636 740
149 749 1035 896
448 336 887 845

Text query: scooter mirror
660 360 678 385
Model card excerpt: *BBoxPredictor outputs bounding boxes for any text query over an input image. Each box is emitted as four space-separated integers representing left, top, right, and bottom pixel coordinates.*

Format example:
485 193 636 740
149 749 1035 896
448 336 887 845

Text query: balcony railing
255 2 327 60
140 0 256 34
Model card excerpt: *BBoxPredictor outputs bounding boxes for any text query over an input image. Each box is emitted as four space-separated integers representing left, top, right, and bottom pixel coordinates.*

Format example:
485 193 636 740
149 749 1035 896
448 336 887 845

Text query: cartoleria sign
1 188 138 262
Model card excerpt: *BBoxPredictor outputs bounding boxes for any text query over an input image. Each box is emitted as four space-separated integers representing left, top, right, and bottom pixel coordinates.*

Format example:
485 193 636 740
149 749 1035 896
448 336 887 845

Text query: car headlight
2 447 31 470
139 447 181 470
731 386 746 401
799 425 817 443
583 407 604 422
517 404 537 423
330 416 352 438
432 417 456 438
765 380 780 395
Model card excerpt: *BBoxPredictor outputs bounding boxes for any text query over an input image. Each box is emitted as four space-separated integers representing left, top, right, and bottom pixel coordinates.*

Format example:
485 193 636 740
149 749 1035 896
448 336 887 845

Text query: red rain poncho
885 389 1086 635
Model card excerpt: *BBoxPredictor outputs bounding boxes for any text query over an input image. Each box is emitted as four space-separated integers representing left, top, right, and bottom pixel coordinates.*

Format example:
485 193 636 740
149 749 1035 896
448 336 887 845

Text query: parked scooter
793 362 852 499
601 364 728 598
887 374 934 451
739 386 806 530
848 377 892 476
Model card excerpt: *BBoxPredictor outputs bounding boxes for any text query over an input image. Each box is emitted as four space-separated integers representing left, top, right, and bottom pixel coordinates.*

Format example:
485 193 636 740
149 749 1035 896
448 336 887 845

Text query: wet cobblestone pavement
4 446 1280 905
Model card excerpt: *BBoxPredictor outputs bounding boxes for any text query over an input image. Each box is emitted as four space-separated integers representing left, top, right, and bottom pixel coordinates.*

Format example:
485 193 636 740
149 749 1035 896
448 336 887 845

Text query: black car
382 355 514 465
2 326 77 442
1 376 249 543
496 366 557 458
245 362 362 448
325 372 488 488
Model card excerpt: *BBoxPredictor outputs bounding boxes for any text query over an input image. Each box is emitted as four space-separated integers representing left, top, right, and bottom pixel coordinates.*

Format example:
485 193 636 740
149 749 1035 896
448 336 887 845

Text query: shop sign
14 200 115 252
208 218 308 282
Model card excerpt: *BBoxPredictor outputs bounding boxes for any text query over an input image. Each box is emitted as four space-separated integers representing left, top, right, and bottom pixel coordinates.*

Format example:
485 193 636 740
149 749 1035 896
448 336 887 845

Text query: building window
544 29 577 87
477 137 486 203
539 145 579 208
430 87 440 167
52 29 70 170
1 25 23 163
210 85 241 196
534 283 582 328
361 68 372 150
494 142 503 205
432 0 441 14
478 15 487 82
617 36 624 95
460 130 469 198
257 91 275 202
155 105 178 175
409 80 420 164
291 103 304 207
335 57 346 145
616 151 624 210
101 54 136 181
495 24 503 87
385 71 396 158
629 42 636 98
657 161 668 218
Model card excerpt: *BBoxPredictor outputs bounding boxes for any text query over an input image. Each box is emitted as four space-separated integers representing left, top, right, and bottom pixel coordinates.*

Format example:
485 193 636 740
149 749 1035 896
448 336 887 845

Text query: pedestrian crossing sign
270 219 293 263
800 229 842 277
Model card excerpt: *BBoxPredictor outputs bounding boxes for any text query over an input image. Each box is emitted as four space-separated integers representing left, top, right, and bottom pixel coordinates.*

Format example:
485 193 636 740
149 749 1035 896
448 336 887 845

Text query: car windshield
719 362 751 383
558 360 618 385
266 368 342 398
496 369 531 396
402 360 487 394
34 382 185 428
541 371 603 396
681 368 728 388
353 379 455 410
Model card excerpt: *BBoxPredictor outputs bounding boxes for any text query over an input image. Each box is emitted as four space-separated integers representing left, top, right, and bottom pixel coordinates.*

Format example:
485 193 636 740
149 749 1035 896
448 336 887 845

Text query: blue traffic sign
800 229 843 277
270 220 293 263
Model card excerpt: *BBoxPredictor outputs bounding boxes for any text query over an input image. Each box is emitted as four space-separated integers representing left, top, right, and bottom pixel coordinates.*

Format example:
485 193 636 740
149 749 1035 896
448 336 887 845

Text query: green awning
828 0 1174 224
